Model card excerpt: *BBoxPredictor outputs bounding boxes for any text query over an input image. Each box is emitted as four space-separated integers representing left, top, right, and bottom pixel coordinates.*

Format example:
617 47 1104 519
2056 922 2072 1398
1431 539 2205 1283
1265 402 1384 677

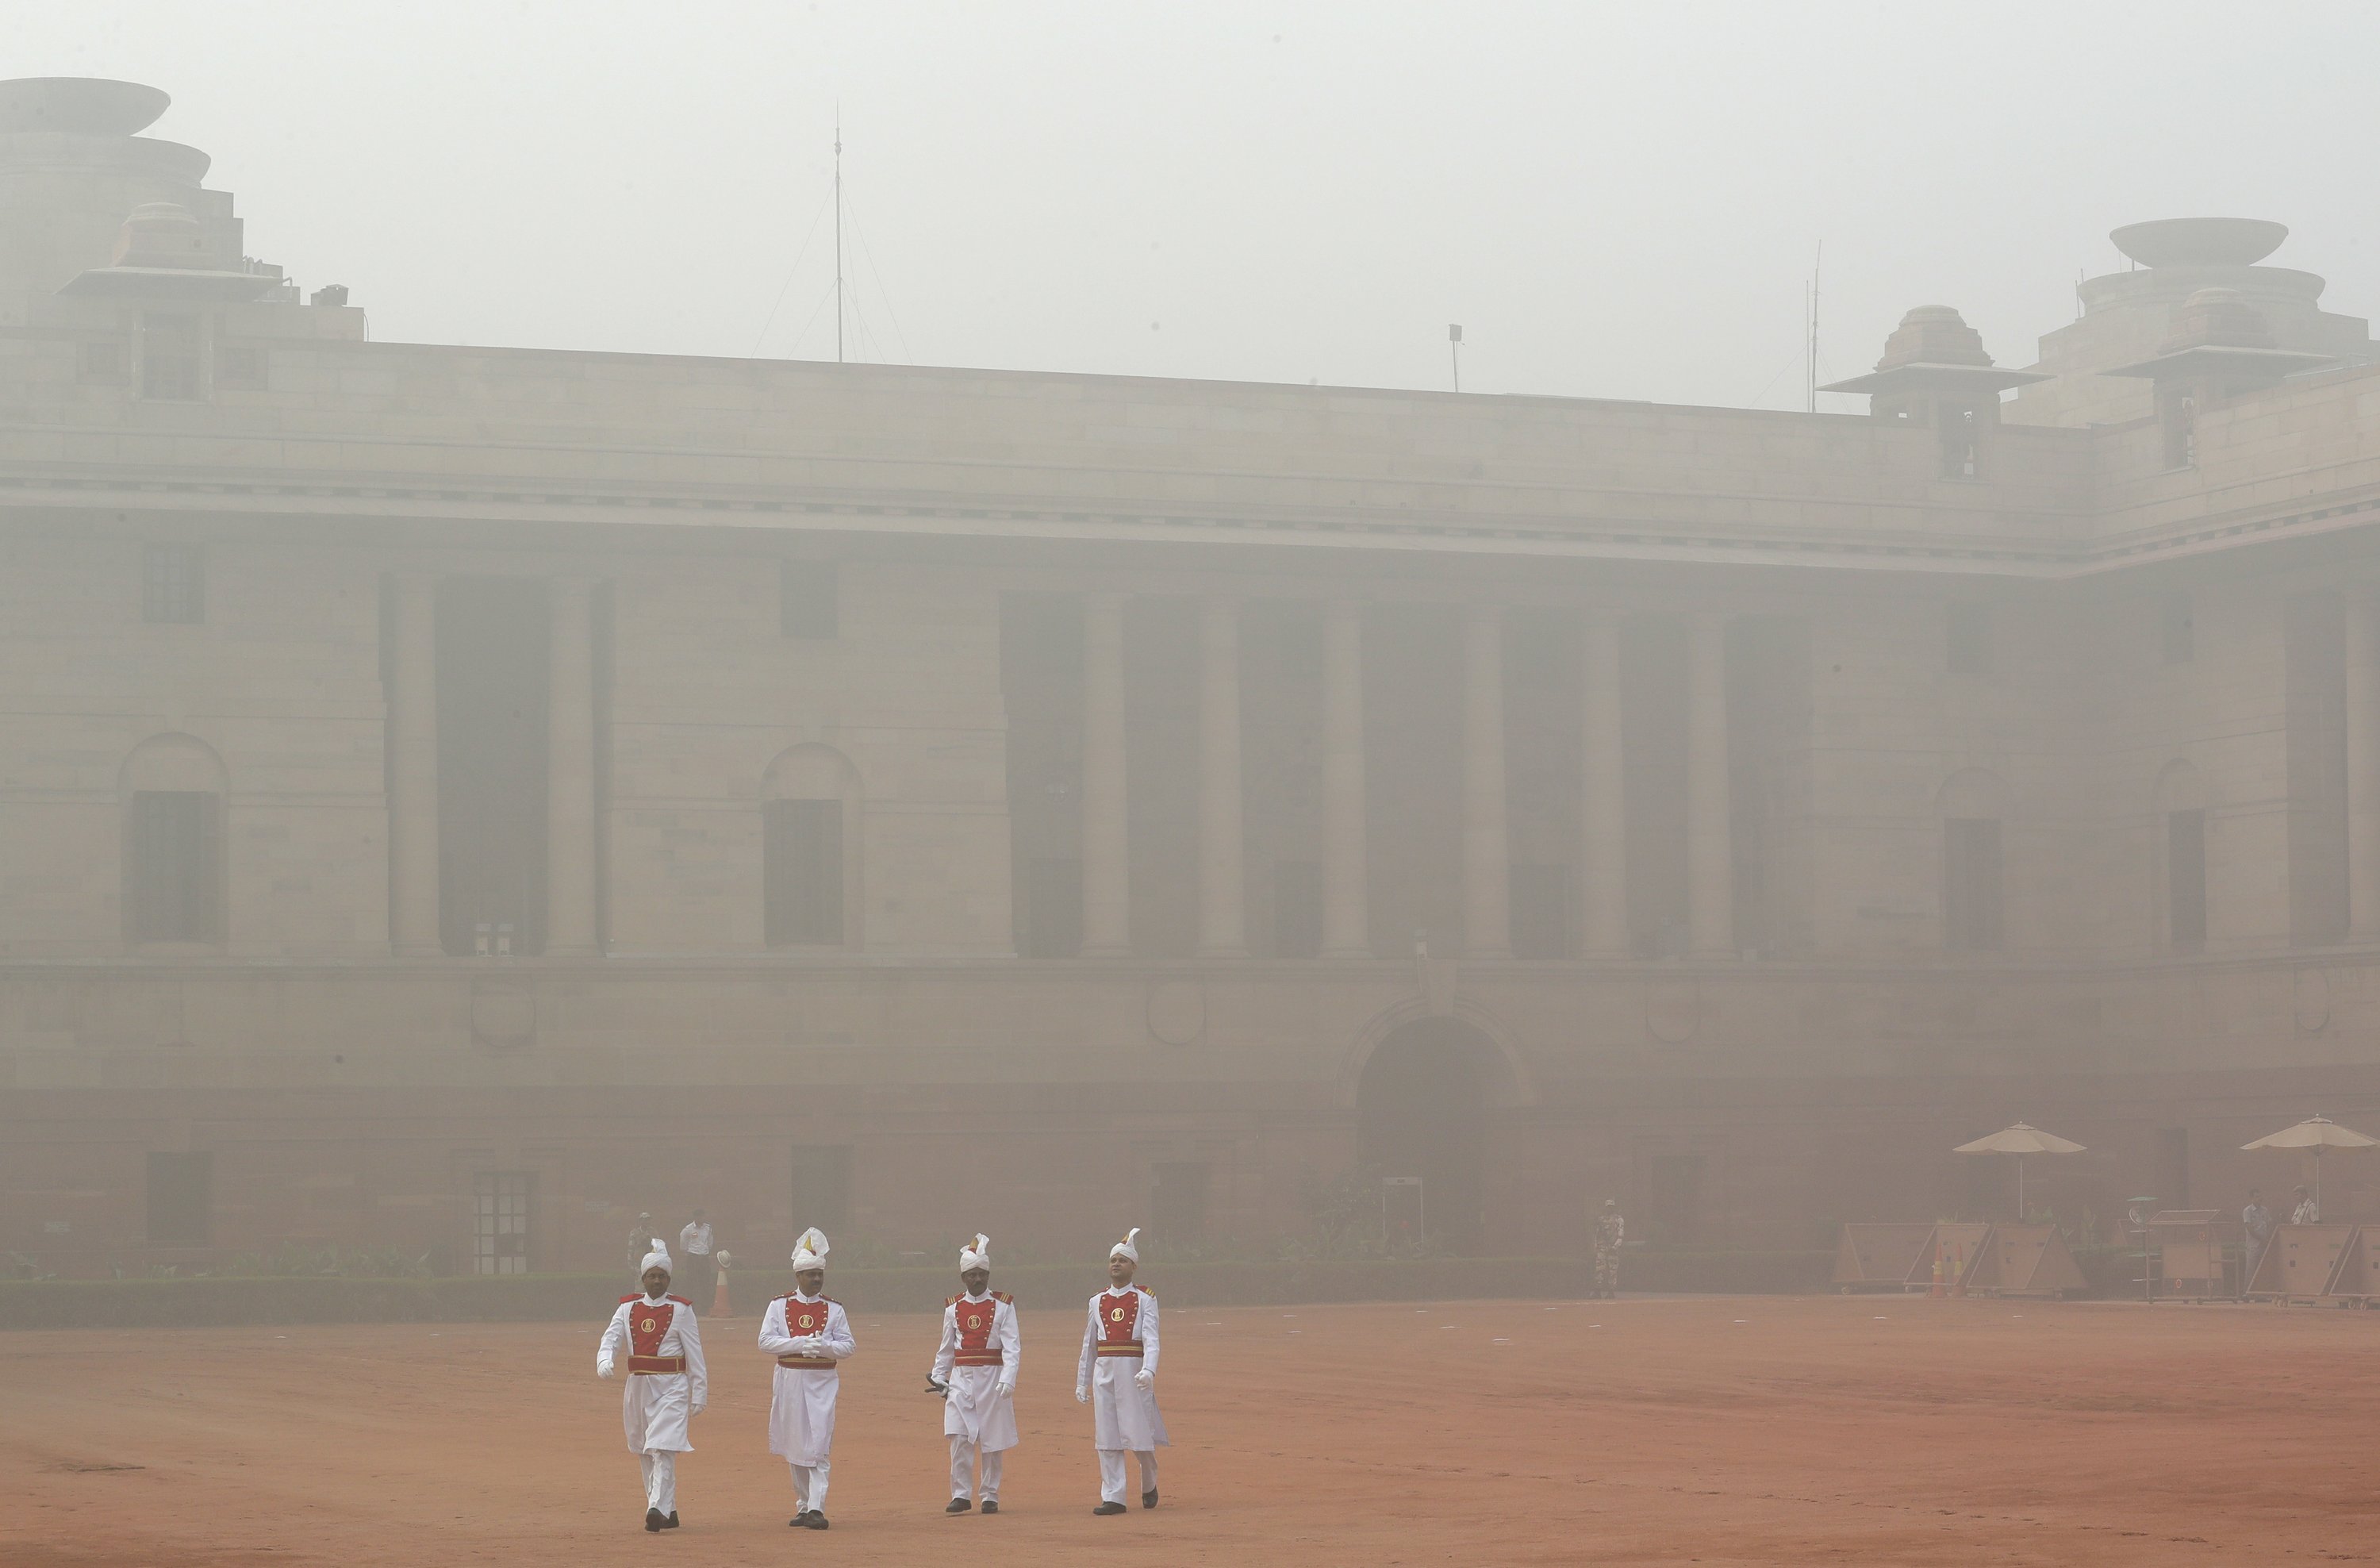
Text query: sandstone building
6 79 2380 1274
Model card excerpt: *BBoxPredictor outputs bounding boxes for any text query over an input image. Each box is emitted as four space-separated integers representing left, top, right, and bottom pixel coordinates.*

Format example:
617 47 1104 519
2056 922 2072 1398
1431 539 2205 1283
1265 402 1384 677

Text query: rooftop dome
0 77 170 136
2109 217 2288 270
1874 306 1993 371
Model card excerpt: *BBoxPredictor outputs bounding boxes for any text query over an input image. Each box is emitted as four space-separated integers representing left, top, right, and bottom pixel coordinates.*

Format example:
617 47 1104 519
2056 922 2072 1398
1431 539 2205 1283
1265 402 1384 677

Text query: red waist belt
777 1354 838 1370
1096 1342 1144 1358
627 1354 686 1375
953 1349 1004 1366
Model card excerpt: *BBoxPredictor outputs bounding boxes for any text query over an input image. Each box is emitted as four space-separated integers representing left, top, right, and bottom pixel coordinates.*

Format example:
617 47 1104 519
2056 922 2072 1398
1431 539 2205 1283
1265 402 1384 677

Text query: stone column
1080 593 1130 955
1321 601 1370 956
1580 612 1630 956
545 575 599 957
1687 612 1734 957
2349 587 2380 940
1462 605 1512 956
1198 598 1249 956
387 571 442 955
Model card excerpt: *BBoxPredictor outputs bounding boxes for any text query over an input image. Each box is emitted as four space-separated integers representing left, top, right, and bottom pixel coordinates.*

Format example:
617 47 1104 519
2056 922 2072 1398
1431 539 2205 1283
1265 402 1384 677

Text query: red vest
776 1296 839 1370
620 1296 683 1358
950 1292 1010 1366
1096 1289 1142 1351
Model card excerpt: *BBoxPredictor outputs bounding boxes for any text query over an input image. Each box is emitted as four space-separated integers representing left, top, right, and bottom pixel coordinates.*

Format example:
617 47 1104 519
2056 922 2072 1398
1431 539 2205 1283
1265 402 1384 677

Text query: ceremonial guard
931 1234 1020 1515
1593 1198 1625 1298
1076 1227 1168 1515
596 1238 708 1533
760 1227 856 1530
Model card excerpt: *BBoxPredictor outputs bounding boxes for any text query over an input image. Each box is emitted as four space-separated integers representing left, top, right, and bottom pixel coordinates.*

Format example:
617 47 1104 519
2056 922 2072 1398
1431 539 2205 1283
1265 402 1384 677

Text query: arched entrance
1357 1017 1492 1252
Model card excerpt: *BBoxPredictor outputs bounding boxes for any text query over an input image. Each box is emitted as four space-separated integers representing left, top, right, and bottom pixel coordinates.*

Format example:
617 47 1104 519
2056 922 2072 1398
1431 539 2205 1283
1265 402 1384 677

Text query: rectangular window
129 790 221 943
780 560 839 638
763 798 845 946
2162 593 2195 666
214 340 265 389
146 1151 213 1243
1151 1160 1211 1244
143 544 205 625
2167 808 2206 951
1273 859 1322 958
1946 602 1992 675
1023 855 1082 958
81 338 127 381
790 1143 853 1232
473 1171 534 1275
1509 861 1572 959
1944 817 2004 952
142 313 202 400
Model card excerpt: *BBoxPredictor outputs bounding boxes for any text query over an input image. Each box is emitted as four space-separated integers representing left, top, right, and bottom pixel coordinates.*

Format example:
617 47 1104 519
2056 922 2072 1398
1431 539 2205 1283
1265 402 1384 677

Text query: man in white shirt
596 1239 708 1533
759 1227 856 1530
1077 1226 1168 1516
931 1233 1020 1515
2292 1184 2320 1225
678 1209 716 1305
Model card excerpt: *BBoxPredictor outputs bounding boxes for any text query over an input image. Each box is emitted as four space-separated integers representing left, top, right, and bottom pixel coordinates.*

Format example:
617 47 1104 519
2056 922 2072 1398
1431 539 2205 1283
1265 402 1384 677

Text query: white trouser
1098 1447 1157 1504
638 1451 677 1516
790 1458 831 1514
950 1435 1004 1501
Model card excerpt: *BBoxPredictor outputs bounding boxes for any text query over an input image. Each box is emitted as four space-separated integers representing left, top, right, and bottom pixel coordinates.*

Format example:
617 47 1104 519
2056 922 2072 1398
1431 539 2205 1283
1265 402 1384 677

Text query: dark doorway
1356 1019 1491 1251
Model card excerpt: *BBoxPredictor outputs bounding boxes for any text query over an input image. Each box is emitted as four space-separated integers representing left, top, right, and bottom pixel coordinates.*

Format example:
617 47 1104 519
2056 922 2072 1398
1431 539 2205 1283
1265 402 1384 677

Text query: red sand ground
8 1294 2380 1566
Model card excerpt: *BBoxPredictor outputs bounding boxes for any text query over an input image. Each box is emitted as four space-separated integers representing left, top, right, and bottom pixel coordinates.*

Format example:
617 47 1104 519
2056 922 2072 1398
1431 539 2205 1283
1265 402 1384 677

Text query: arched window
2155 760 2208 953
1937 768 2007 953
761 744 862 948
121 733 228 947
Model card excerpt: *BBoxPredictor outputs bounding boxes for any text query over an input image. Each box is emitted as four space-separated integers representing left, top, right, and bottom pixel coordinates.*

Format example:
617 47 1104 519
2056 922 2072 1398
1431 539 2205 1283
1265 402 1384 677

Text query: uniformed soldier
1593 1198 1625 1298
759 1227 855 1530
595 1239 708 1533
1077 1227 1168 1515
931 1234 1020 1514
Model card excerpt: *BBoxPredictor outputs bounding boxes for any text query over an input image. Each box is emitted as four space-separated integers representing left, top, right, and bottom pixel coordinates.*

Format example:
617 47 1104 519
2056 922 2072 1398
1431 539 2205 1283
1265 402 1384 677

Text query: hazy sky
17 2 2378 410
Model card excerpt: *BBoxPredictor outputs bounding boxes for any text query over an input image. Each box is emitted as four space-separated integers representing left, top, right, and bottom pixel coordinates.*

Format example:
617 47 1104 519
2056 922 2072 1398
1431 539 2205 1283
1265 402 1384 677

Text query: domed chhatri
0 78 171 136
2109 217 2289 270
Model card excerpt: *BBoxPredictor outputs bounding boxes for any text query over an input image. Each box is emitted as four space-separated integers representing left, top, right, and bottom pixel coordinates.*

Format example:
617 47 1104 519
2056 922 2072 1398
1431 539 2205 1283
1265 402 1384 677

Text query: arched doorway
1357 1017 1492 1252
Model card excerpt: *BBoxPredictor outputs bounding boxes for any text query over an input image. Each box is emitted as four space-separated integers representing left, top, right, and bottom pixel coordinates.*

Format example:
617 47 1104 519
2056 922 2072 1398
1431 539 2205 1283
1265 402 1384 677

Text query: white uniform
933 1289 1020 1502
759 1290 854 1514
596 1290 708 1519
1077 1282 1168 1504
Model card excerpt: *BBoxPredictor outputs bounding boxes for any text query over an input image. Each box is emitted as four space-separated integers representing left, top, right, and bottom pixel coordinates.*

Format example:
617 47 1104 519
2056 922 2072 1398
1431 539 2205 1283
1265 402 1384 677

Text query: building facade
7 79 2380 1274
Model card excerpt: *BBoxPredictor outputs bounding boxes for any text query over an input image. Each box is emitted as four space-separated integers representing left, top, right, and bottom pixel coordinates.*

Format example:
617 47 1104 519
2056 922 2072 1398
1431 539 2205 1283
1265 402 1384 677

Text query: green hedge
0 1249 1833 1330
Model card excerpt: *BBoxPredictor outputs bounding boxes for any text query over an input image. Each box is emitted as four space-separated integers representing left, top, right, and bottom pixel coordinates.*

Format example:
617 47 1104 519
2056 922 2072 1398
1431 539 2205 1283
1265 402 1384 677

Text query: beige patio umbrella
2239 1116 2379 1215
1954 1123 2086 1217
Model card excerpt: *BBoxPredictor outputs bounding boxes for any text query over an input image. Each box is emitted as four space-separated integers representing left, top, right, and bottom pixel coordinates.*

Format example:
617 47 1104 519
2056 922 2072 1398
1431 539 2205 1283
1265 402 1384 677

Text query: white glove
1134 1369 1154 1392
598 1362 616 1381
690 1402 706 1419
1074 1384 1090 1404
996 1379 1015 1399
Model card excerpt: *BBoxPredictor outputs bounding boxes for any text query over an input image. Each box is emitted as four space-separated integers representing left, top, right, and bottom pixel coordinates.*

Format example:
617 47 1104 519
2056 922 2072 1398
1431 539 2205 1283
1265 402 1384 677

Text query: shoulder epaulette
619 1293 640 1304
946 1293 962 1307
666 1294 693 1307
1139 1286 1155 1297
992 1290 1013 1303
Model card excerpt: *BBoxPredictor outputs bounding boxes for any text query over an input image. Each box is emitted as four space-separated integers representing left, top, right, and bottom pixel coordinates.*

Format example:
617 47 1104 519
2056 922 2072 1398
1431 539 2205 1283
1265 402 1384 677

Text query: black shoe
662 1512 679 1530
645 1508 665 1533
789 1508 808 1528
1093 1501 1127 1516
1143 1489 1159 1510
981 1501 1000 1515
947 1497 973 1513
806 1513 830 1531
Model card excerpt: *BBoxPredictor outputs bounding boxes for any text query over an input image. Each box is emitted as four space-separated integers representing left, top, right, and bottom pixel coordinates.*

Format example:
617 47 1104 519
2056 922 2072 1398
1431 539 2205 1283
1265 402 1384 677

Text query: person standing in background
2292 1184 2320 1225
2240 1188 2274 1289
628 1212 654 1270
1593 1198 1626 1299
679 1209 716 1306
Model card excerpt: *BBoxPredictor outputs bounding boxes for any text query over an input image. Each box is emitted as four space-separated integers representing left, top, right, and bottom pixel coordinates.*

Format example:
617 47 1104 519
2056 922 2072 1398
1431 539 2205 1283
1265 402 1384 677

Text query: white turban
1110 1227 1141 1264
960 1233 991 1271
792 1227 830 1271
639 1238 671 1275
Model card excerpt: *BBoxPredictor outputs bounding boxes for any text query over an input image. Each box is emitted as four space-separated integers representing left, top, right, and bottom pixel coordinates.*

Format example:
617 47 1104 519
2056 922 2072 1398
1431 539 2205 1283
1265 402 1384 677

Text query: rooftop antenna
834 109 845 364
1805 242 1821 413
1449 323 1463 393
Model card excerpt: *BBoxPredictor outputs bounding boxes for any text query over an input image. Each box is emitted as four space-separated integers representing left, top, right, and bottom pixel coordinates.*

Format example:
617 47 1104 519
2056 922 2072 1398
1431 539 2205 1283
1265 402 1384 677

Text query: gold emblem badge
639 1316 657 1333
1109 1306 1126 1323
966 1313 983 1329
796 1312 816 1332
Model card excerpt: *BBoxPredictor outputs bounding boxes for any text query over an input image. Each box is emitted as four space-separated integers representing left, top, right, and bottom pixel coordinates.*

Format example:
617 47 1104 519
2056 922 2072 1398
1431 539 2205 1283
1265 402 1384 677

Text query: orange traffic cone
1928 1246 1945 1298
710 1255 735 1319
1949 1243 1967 1298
